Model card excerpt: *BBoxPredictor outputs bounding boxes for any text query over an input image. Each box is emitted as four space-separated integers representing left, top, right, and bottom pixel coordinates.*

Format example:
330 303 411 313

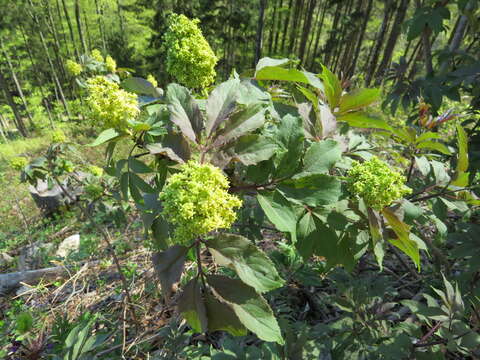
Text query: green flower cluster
66 59 82 76
88 165 103 177
164 13 217 89
10 157 28 171
147 74 158 87
86 76 139 132
105 55 116 73
91 49 104 63
159 161 242 245
347 156 411 211
51 129 67 143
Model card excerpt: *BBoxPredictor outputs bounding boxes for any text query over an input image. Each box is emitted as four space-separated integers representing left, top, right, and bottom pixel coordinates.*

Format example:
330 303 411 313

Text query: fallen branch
0 261 98 296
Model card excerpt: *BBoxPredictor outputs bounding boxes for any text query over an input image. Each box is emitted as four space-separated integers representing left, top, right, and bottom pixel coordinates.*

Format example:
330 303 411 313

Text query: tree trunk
43 0 68 84
309 0 327 69
0 70 28 137
26 0 71 120
288 0 304 55
338 0 362 75
332 0 353 73
421 27 433 75
268 0 277 54
273 0 284 53
280 0 294 53
439 14 468 74
61 0 80 59
74 0 87 54
54 0 72 58
254 0 268 66
83 8 93 52
364 1 393 86
116 0 126 35
94 0 108 52
324 1 343 67
298 0 316 64
0 113 10 142
374 0 411 85
348 0 373 77
0 38 35 128
305 3 321 67
19 26 56 126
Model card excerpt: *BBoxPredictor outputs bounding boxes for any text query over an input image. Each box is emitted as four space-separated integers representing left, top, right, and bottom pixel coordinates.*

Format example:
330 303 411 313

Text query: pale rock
56 234 80 258
0 253 14 267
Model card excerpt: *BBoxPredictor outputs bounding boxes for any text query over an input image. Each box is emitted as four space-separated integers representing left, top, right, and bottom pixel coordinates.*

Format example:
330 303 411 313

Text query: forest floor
0 125 178 357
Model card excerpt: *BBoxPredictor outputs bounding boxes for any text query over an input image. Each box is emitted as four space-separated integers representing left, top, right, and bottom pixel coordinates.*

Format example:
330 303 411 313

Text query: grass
0 120 135 251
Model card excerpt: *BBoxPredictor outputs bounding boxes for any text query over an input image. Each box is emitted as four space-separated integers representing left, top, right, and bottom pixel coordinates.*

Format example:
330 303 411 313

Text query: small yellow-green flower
159 161 242 245
346 156 411 211
62 160 75 173
88 165 103 177
86 76 140 132
10 157 28 171
147 74 158 87
105 55 117 73
164 13 217 89
51 129 67 143
91 49 104 63
66 59 82 76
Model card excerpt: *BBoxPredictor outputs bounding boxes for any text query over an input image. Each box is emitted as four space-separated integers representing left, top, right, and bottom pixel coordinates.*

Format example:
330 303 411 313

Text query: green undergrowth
0 121 130 239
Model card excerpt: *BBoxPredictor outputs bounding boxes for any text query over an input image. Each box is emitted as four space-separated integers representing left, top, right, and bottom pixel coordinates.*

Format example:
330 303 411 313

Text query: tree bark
439 14 468 74
254 0 268 66
332 0 353 73
19 25 56 126
0 70 28 137
43 0 68 84
0 113 8 142
364 1 393 86
324 1 343 67
273 0 284 53
0 38 34 128
338 0 363 75
280 0 294 53
374 0 411 85
116 0 126 35
94 0 108 52
83 8 93 52
421 28 433 75
309 0 327 69
298 0 316 64
288 0 304 55
26 0 71 120
268 0 277 54
348 0 373 77
74 0 87 54
61 0 80 59
54 0 72 58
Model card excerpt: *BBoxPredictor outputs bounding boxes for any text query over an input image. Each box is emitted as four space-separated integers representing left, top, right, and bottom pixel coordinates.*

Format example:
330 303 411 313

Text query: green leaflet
204 291 247 336
336 112 393 131
382 208 421 270
166 83 203 143
152 245 187 297
177 278 208 333
257 191 298 242
338 88 381 114
207 233 284 293
277 174 342 207
88 128 120 147
207 275 284 344
300 139 342 175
